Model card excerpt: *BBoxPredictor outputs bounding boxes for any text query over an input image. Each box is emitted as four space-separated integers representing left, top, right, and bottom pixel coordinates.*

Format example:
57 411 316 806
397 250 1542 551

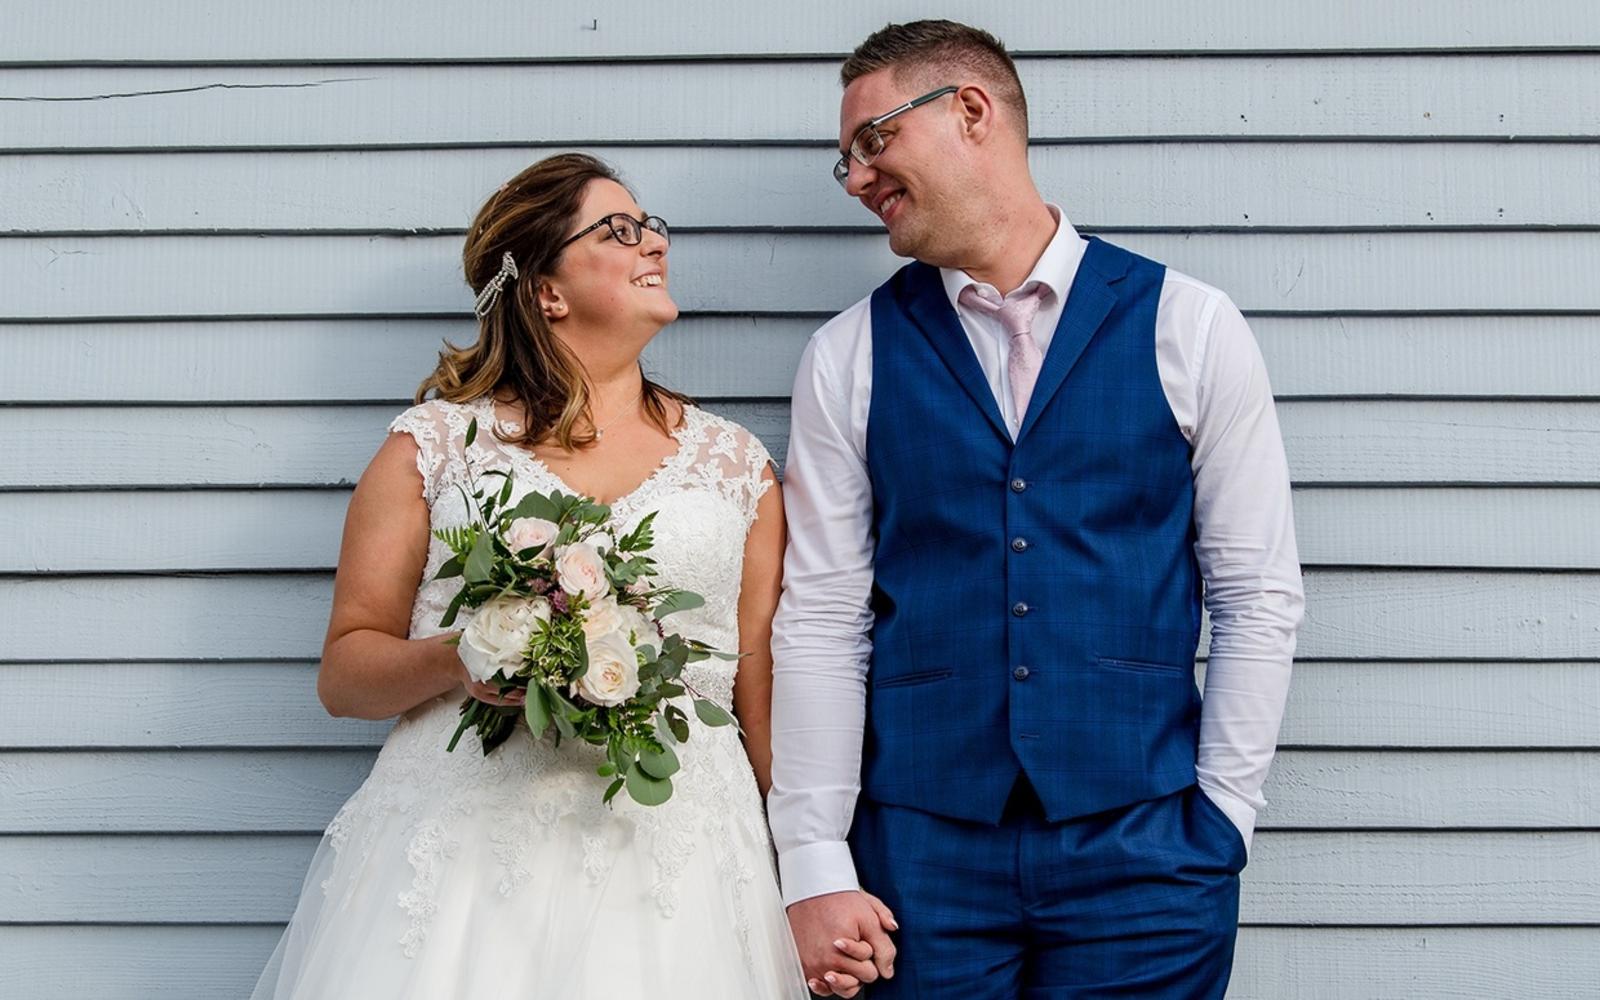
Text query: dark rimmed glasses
559 212 671 250
833 85 959 189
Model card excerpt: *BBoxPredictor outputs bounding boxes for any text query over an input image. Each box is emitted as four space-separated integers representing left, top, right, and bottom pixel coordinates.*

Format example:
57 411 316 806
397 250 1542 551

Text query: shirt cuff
1199 781 1259 856
777 840 860 906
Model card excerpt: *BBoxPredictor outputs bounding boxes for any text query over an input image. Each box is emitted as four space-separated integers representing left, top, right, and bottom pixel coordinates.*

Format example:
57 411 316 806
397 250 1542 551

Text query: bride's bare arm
734 466 785 797
318 432 520 719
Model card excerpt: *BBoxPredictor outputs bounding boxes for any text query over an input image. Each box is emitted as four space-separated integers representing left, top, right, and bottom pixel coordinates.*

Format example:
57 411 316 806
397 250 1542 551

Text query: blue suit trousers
848 781 1246 999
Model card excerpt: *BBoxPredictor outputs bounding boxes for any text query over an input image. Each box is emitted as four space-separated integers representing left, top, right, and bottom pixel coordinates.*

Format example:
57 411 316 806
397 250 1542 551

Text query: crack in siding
0 78 375 103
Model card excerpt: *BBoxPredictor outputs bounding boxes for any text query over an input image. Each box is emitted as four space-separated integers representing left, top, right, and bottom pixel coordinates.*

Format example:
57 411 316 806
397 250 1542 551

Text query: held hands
787 889 898 998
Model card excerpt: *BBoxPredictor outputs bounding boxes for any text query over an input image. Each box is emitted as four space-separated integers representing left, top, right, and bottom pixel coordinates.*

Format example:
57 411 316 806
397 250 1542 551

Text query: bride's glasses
559 213 671 250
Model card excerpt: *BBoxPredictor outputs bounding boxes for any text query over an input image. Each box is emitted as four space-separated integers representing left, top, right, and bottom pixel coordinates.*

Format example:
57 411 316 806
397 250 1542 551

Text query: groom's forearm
1197 652 1295 851
768 639 870 904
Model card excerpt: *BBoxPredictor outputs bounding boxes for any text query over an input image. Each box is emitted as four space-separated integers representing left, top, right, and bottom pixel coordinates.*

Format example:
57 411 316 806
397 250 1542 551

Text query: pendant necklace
594 388 644 440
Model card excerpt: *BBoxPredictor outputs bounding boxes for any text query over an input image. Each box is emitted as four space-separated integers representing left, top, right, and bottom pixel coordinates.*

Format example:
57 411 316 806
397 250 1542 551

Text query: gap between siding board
8 135 1600 156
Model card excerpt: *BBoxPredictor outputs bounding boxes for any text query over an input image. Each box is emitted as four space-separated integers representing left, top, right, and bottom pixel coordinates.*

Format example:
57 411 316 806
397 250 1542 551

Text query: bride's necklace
593 387 644 440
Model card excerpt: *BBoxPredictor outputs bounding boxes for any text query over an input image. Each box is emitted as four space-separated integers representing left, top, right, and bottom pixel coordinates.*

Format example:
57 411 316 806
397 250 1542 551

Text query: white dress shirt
768 207 1306 906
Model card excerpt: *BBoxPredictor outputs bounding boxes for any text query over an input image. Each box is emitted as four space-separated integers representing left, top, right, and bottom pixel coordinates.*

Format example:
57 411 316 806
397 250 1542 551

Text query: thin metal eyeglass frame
557 213 671 250
833 85 959 188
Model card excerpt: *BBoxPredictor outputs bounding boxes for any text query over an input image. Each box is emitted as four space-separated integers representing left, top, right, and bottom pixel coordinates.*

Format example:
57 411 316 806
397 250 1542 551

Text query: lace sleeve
739 432 777 527
716 420 777 529
388 400 455 506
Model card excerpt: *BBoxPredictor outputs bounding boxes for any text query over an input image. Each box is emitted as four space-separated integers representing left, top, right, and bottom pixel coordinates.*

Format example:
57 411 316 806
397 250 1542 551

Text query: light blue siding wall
3 2 1599 996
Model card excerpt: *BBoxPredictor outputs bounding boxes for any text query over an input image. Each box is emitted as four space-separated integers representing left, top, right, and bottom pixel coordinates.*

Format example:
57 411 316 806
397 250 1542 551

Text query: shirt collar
940 204 1083 310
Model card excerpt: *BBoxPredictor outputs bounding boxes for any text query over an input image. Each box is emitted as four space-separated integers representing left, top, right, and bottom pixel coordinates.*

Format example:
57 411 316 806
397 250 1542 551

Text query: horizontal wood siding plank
6 661 1597 750
7 315 1600 404
7 1 1600 62
5 831 1594 923
10 143 1600 233
1276 661 1600 748
5 57 1600 151
0 750 379 832
1 569 1595 662
5 924 1597 1000
0 662 390 747
9 232 1600 320
1289 488 1600 568
0 318 811 403
1275 401 1600 485
0 925 284 1000
1226 927 1600 1000
3 749 1594 833
7 487 1598 573
5 401 1598 489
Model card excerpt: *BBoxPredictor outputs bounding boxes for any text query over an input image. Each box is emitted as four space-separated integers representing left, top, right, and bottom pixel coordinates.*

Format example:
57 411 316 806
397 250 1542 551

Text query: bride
251 153 808 998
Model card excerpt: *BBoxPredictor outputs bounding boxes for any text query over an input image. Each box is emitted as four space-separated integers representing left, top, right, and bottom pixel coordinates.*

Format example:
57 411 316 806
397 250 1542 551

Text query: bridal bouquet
432 418 736 807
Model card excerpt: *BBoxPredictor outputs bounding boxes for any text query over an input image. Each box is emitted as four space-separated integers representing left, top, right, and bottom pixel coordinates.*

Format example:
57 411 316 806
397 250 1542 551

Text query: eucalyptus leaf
603 777 625 806
625 762 674 806
465 418 478 447
668 714 690 743
694 698 735 728
507 491 561 523
638 743 680 780
653 590 706 619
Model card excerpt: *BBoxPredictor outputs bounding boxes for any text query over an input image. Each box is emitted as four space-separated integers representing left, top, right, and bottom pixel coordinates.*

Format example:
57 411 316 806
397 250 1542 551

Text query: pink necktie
959 283 1047 424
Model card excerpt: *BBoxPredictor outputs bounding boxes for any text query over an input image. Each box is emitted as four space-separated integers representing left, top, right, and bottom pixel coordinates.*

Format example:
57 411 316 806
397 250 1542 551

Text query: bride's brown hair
416 153 689 449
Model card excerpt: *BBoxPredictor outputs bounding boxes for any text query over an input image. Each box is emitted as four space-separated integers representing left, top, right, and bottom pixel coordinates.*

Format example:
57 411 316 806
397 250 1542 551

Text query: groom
769 19 1305 999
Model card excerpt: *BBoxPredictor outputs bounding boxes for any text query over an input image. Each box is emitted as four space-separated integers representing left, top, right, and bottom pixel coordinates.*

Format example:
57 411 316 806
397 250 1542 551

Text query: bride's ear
537 281 568 321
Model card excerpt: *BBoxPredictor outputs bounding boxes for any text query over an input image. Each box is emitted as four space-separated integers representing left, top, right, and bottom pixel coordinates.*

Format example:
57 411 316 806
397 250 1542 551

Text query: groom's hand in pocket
787 890 897 997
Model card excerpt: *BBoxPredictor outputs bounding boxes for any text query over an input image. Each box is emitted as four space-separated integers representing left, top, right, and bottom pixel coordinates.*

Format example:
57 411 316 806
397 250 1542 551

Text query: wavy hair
416 153 688 449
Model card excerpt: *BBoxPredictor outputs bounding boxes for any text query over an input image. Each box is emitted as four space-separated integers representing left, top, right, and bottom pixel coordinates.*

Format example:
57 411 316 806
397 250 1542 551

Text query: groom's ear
955 83 997 144
536 280 568 321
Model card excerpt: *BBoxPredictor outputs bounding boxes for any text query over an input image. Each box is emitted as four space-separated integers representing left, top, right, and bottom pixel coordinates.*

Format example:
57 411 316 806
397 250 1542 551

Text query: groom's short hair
841 20 1029 139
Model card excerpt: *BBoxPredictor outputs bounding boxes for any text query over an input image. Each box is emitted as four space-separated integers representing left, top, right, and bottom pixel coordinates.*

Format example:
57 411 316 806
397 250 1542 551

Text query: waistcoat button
1011 537 1028 552
1013 665 1031 680
1012 602 1029 617
1010 478 1028 493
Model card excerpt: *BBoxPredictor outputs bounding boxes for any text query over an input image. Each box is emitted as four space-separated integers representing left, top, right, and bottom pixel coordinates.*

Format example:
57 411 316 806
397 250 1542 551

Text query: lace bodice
320 395 777 958
390 395 772 706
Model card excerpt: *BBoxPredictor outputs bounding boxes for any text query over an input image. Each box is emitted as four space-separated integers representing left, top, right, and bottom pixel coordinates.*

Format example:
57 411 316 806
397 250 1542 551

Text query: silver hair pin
472 251 520 319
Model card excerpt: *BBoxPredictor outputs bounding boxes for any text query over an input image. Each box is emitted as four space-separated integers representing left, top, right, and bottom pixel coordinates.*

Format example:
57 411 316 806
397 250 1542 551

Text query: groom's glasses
833 85 959 189
559 213 671 250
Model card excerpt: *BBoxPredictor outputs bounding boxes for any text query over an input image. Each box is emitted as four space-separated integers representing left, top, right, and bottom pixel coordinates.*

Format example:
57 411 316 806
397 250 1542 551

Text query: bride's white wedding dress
251 397 807 999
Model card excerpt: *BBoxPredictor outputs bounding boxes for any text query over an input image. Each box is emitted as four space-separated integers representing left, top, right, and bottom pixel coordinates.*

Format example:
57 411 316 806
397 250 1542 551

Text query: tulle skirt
249 697 808 999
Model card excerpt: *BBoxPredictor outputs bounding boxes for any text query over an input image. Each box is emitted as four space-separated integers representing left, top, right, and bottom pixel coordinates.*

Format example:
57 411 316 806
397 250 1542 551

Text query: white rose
617 604 654 646
556 542 609 602
582 596 625 642
585 598 654 651
457 595 550 683
572 631 641 707
505 516 558 557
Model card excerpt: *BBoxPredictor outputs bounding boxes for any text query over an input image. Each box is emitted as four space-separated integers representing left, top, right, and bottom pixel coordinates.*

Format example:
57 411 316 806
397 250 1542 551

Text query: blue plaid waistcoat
862 237 1204 825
